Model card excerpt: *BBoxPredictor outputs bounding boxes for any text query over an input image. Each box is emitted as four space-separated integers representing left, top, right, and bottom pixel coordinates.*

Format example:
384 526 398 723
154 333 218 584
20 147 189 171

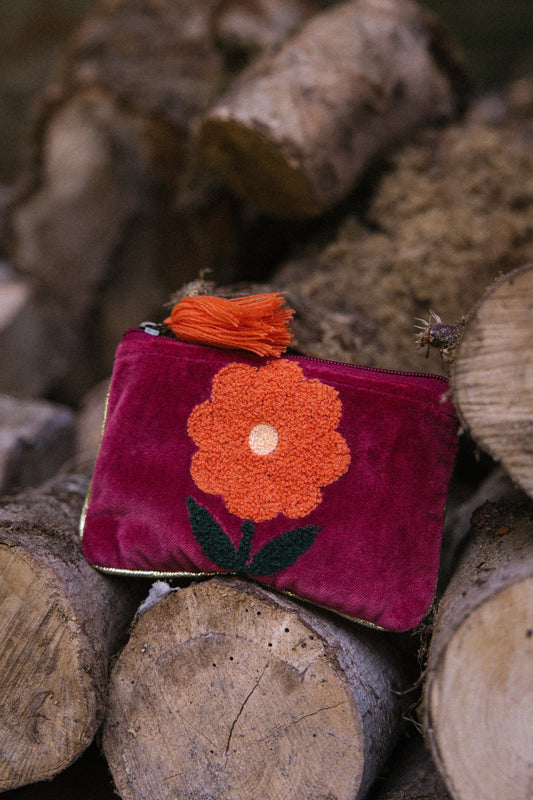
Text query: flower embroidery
187 360 350 523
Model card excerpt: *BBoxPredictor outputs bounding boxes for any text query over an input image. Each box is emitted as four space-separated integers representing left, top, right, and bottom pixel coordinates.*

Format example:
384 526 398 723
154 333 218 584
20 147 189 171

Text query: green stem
234 520 254 572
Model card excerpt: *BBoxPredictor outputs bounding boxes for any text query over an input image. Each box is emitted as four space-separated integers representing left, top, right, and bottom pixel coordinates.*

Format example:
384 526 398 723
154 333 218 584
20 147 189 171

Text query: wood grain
453 265 533 499
422 499 533 800
103 577 409 800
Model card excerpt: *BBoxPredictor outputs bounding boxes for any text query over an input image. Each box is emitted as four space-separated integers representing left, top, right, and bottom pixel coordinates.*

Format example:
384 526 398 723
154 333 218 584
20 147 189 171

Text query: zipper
133 323 449 385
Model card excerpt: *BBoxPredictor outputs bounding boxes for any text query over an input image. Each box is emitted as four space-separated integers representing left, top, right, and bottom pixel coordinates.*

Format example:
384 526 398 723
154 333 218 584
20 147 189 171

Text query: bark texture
422 499 533 800
200 0 467 218
103 577 409 800
0 472 141 791
274 104 533 375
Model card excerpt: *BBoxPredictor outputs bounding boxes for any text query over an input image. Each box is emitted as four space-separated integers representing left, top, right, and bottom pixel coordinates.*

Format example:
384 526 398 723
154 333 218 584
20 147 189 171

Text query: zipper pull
139 321 166 336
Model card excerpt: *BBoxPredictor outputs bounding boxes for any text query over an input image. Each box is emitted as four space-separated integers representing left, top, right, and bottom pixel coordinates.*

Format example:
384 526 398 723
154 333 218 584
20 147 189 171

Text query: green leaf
246 525 320 577
186 497 237 570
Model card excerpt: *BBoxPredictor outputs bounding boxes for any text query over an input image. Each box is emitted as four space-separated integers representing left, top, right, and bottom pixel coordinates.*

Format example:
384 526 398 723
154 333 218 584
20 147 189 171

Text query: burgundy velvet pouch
81 327 458 631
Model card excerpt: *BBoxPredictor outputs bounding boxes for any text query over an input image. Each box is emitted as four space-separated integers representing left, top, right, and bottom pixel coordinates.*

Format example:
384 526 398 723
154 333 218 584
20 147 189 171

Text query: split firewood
0 472 142 792
103 577 411 800
5 0 317 392
200 0 468 218
421 498 533 800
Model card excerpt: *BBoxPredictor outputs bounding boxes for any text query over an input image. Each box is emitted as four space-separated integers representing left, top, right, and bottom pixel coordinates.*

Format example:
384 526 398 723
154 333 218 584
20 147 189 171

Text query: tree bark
0 472 142 791
451 264 533 500
200 0 468 218
103 577 411 800
422 498 533 800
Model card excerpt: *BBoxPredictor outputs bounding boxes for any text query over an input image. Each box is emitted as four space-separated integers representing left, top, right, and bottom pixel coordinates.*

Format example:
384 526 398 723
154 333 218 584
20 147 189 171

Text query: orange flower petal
187 360 351 522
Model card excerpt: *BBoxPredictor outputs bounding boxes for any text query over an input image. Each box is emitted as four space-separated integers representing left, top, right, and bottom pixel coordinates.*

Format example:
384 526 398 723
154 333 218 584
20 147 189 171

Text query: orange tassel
164 293 294 357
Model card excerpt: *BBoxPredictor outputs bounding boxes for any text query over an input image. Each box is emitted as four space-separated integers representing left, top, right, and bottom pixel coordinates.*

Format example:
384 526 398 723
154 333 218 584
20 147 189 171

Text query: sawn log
0 473 141 791
103 577 411 800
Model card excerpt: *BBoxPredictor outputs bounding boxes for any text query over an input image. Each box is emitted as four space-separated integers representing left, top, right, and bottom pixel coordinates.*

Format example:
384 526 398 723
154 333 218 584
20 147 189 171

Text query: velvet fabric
81 330 459 632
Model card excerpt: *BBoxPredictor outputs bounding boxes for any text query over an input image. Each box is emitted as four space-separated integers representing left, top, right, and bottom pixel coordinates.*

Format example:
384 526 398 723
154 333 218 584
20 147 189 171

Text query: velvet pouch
81 322 458 632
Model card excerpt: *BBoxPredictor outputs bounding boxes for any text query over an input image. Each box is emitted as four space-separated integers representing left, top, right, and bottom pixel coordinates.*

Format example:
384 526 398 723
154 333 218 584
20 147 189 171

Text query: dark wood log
0 473 142 791
0 270 83 399
367 733 451 800
200 0 468 217
0 394 74 494
422 498 533 800
103 577 411 800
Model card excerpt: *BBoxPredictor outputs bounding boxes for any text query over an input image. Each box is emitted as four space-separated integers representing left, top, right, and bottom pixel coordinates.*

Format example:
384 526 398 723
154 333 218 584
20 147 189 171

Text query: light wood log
451 264 533 500
0 472 142 791
103 577 410 800
200 0 468 218
422 499 533 800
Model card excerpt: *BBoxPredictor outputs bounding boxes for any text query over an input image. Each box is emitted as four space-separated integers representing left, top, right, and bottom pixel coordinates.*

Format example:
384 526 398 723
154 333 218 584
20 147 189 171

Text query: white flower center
248 423 279 456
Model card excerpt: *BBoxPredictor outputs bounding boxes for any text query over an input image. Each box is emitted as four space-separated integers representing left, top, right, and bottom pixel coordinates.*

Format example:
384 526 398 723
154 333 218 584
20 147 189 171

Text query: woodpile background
1 1 532 798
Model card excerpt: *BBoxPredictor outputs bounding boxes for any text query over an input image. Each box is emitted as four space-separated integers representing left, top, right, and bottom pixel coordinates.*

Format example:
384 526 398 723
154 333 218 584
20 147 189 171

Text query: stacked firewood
1 1 533 799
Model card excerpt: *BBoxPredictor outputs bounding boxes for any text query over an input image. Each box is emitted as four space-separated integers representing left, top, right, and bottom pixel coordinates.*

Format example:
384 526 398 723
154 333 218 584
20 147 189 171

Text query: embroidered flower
187 360 350 522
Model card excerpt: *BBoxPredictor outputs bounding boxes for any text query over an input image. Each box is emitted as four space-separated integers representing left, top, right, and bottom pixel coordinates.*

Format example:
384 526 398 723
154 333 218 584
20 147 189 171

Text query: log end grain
0 474 142 791
423 501 533 800
0 543 100 790
452 264 533 499
103 578 406 800
200 115 321 217
427 579 533 800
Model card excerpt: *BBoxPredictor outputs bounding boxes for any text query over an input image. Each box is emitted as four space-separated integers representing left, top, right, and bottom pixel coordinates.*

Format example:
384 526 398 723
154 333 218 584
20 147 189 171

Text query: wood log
199 0 468 218
440 466 525 587
0 394 74 494
273 106 533 374
0 472 142 792
103 577 411 800
0 270 83 400
450 264 533 500
6 0 318 304
421 498 533 800
213 0 317 63
5 0 317 392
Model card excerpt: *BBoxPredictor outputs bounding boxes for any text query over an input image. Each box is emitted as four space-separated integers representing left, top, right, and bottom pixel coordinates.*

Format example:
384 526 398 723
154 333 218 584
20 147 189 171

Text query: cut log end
200 116 321 217
103 578 406 800
452 264 533 499
428 580 533 800
423 501 533 800
0 473 142 791
0 543 98 790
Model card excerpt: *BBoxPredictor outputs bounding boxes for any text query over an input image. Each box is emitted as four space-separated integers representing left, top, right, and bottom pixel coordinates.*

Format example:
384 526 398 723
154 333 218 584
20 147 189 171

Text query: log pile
1 1 533 799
